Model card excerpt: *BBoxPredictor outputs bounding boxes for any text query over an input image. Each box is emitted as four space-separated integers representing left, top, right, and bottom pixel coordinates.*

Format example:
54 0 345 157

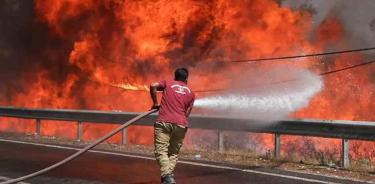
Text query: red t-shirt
157 80 195 127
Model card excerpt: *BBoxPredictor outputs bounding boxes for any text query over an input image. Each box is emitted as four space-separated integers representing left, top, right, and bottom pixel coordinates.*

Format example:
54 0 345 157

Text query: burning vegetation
0 0 374 162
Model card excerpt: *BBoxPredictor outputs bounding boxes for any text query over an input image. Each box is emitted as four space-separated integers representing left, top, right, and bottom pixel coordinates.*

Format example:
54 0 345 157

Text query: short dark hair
174 68 189 82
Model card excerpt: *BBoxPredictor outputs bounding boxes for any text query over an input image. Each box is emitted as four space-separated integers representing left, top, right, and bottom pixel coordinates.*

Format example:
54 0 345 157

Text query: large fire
0 0 374 162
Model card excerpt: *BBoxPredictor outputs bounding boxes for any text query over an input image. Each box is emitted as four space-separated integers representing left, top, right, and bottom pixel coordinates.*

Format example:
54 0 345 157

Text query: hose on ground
0 109 158 184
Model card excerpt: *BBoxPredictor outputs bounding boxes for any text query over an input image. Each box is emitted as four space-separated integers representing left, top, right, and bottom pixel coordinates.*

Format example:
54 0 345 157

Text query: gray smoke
283 0 375 48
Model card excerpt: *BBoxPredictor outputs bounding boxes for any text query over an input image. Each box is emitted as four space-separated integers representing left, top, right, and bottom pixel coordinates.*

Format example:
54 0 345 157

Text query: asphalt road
0 139 370 184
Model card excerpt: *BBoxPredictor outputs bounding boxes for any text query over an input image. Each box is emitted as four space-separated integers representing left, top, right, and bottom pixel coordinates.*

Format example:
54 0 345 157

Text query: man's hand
151 103 160 110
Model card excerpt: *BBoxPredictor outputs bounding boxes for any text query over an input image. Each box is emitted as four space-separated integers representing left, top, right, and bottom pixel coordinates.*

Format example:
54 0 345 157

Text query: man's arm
186 106 193 117
186 95 195 117
150 82 163 109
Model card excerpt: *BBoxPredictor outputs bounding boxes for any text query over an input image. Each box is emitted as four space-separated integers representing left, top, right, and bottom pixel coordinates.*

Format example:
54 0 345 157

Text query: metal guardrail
0 106 374 168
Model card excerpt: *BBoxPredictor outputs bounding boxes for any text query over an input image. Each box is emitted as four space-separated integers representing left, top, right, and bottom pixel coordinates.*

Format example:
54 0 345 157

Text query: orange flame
0 0 373 162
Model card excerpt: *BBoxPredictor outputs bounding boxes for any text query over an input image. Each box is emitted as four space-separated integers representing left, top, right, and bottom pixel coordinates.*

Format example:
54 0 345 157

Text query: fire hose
0 109 158 184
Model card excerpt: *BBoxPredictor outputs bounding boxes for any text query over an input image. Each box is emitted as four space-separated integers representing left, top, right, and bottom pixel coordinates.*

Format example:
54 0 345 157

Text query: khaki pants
154 122 187 177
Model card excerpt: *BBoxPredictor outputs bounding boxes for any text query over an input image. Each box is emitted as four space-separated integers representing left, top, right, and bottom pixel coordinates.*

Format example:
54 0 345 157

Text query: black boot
161 174 176 184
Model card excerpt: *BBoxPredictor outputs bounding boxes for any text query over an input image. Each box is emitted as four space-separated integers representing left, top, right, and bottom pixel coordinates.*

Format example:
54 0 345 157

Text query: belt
156 121 186 129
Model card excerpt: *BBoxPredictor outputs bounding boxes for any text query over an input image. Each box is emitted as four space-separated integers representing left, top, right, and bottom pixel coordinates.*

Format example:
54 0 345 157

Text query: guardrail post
35 119 41 136
77 121 83 142
341 139 350 168
218 130 224 152
274 133 281 159
122 128 127 145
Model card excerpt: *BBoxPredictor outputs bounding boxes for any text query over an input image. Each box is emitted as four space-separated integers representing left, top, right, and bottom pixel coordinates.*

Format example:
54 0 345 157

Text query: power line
229 47 375 63
319 59 375 76
114 60 374 93
194 59 375 93
193 47 375 92
114 47 375 93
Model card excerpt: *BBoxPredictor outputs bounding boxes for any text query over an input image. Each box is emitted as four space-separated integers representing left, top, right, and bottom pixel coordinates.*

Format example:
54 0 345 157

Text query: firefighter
149 68 195 184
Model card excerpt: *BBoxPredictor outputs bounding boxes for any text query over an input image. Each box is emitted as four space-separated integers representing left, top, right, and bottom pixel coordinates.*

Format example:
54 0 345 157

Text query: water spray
194 69 323 120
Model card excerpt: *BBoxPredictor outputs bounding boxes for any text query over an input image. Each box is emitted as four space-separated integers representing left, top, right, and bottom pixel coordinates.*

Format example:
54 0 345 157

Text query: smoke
283 0 375 48
194 67 323 120
0 0 80 107
0 0 34 102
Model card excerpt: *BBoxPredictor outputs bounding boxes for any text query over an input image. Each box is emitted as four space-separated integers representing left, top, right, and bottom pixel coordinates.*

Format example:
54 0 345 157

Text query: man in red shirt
150 68 195 184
